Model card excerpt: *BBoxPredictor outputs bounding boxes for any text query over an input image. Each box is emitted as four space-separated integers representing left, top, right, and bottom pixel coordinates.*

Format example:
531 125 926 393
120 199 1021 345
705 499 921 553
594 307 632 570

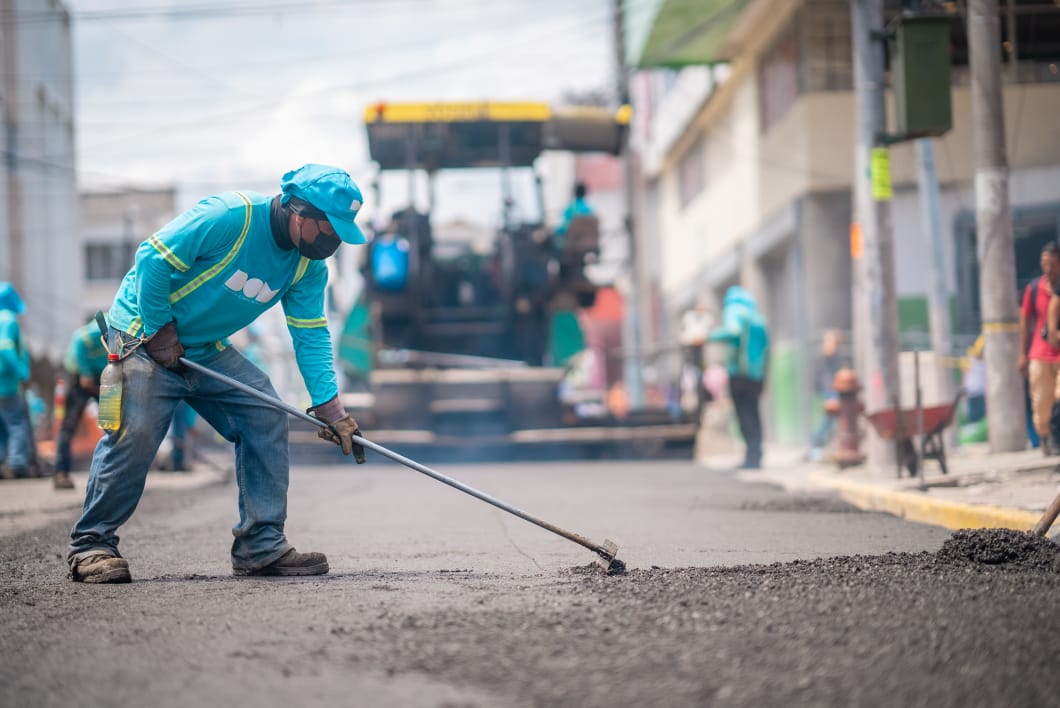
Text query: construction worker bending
53 318 109 490
68 164 368 584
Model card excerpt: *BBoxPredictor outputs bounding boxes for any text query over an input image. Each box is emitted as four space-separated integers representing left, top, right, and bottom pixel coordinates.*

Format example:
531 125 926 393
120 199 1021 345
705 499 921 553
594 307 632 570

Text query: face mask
294 216 341 260
297 233 340 260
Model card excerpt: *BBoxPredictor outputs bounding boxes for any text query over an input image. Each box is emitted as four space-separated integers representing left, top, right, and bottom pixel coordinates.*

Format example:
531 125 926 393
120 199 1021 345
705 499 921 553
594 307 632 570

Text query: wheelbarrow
863 388 966 478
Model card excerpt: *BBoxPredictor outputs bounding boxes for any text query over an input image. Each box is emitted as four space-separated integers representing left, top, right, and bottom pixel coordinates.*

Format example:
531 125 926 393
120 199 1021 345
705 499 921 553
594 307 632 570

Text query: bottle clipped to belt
97 352 123 432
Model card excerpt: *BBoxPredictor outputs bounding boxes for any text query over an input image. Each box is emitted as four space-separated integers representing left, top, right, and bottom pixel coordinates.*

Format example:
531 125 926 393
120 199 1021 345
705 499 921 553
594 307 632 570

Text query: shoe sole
233 562 329 577
78 567 132 584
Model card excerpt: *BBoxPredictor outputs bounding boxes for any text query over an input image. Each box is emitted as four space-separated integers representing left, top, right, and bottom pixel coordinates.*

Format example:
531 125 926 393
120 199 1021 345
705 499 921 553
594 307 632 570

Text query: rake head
594 539 626 575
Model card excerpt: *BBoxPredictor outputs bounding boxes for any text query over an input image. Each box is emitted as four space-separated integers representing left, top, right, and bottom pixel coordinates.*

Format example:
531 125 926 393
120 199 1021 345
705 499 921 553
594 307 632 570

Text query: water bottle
97 353 123 432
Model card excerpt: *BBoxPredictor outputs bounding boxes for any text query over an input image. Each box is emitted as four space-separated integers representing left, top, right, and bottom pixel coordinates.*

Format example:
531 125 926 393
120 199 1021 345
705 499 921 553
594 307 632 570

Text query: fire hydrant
829 367 865 468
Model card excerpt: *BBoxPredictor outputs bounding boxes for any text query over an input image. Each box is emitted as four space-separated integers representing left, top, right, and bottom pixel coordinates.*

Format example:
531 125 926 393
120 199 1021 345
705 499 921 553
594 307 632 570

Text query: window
759 25 800 133
677 136 704 209
85 242 137 281
800 1 853 92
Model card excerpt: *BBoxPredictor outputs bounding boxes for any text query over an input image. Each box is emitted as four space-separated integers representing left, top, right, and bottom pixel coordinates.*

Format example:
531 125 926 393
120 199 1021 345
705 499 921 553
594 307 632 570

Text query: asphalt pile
2 485 1057 708
935 528 1060 570
3 545 1057 708
738 494 862 514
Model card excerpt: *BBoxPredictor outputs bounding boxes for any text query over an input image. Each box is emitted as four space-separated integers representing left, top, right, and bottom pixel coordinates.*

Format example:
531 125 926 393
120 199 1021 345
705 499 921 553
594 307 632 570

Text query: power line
1 0 525 26
63 1 525 84
54 1 628 166
8 0 648 187
60 1 542 104
90 17 266 101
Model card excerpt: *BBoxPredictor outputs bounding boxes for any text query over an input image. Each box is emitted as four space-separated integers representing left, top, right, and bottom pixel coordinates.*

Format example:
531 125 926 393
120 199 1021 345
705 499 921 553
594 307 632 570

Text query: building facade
1 0 80 363
79 187 179 320
629 0 1060 445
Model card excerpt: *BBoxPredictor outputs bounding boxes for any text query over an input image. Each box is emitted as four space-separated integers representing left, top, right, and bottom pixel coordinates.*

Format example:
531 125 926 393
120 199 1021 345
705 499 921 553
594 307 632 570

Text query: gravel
738 494 864 514
2 482 1056 708
359 545 1059 707
935 528 1060 570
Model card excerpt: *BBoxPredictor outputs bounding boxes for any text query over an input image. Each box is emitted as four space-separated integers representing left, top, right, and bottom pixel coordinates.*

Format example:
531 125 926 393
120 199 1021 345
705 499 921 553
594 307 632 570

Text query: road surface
1 458 1056 707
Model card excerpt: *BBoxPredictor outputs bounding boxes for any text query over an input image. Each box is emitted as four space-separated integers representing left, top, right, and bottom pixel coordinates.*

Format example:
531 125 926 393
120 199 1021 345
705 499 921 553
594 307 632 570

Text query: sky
66 0 619 225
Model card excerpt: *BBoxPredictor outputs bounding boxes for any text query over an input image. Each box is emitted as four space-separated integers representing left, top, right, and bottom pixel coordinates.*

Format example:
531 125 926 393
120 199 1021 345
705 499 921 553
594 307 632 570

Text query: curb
808 470 1044 532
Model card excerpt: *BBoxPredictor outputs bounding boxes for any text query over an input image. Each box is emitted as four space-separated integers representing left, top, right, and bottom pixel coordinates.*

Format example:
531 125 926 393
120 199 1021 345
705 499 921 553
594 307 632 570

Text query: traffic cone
52 376 66 441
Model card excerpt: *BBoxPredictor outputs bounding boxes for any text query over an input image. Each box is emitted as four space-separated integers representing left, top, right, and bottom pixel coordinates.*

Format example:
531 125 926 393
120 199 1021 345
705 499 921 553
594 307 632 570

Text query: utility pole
915 138 956 409
1005 0 1018 84
851 0 902 464
968 0 1025 451
613 0 644 408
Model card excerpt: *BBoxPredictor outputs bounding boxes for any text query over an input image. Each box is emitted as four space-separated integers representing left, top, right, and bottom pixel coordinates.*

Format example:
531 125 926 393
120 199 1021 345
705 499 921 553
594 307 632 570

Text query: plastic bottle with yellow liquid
97 353 123 432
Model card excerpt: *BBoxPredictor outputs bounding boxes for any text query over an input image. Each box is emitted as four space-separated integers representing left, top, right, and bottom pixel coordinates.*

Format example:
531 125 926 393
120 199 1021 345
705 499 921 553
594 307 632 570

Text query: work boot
233 548 329 577
53 471 75 490
69 551 131 584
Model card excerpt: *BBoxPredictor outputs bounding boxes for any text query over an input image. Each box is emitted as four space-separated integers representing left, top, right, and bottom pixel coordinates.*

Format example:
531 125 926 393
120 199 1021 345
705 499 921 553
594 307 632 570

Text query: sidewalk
701 443 1060 540
0 449 232 538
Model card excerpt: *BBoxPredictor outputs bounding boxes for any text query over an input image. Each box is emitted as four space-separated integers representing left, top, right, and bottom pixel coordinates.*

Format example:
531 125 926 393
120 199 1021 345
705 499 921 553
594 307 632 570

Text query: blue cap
280 164 366 245
0 282 25 314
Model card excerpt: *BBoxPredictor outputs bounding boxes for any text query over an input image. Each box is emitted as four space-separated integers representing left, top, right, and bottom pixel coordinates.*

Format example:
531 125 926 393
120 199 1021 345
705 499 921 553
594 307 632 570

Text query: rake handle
177 357 613 558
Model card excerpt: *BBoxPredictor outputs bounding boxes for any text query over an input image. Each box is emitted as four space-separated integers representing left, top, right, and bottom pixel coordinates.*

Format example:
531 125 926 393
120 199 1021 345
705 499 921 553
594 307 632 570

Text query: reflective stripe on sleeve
148 235 191 272
285 316 328 329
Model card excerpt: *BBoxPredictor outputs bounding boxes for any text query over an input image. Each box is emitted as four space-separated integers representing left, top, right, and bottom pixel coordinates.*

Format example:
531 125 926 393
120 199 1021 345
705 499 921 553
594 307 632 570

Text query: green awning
628 0 750 68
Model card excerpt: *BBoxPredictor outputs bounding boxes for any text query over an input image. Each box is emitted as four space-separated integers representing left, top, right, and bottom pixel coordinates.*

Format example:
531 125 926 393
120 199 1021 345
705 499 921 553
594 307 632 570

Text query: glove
323 415 366 464
145 321 185 369
308 396 366 463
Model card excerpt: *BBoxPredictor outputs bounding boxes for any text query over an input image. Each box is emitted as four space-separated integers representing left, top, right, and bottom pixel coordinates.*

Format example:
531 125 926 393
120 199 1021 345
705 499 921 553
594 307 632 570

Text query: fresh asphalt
1 456 1056 707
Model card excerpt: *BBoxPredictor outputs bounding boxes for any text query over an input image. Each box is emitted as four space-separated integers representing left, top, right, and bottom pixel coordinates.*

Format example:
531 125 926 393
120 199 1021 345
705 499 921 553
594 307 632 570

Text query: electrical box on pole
891 16 953 139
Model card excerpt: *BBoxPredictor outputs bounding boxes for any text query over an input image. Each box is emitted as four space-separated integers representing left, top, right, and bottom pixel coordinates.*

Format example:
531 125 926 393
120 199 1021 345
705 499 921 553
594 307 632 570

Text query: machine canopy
364 101 630 171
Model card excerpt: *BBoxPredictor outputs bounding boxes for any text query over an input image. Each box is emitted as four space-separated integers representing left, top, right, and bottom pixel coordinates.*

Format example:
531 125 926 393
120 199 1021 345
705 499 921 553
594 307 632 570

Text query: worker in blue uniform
53 318 109 490
0 282 33 480
554 182 594 251
68 164 368 584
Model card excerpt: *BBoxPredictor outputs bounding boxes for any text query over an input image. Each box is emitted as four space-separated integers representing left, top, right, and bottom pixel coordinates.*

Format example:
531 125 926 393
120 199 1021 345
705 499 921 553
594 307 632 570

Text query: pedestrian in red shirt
1018 241 1060 455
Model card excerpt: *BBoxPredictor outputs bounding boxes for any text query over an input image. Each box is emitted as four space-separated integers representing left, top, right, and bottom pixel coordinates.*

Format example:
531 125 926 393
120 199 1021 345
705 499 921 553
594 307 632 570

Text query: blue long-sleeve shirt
0 311 30 397
63 320 109 380
106 191 339 405
707 286 770 382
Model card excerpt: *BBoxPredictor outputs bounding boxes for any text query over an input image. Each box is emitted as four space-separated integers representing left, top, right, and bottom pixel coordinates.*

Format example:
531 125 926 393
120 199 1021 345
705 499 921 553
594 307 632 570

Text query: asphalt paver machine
326 101 697 460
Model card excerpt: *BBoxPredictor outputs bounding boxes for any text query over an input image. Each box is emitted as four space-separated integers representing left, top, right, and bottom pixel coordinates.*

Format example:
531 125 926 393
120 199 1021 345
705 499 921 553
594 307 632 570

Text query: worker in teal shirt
708 286 770 470
554 182 594 251
68 164 369 584
53 319 109 490
0 282 33 480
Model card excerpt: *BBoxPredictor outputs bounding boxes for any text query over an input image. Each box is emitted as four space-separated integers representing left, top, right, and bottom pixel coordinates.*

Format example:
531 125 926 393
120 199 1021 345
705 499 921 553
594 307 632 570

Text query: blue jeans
69 343 292 571
0 393 32 470
55 371 95 473
168 400 193 471
810 394 839 449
